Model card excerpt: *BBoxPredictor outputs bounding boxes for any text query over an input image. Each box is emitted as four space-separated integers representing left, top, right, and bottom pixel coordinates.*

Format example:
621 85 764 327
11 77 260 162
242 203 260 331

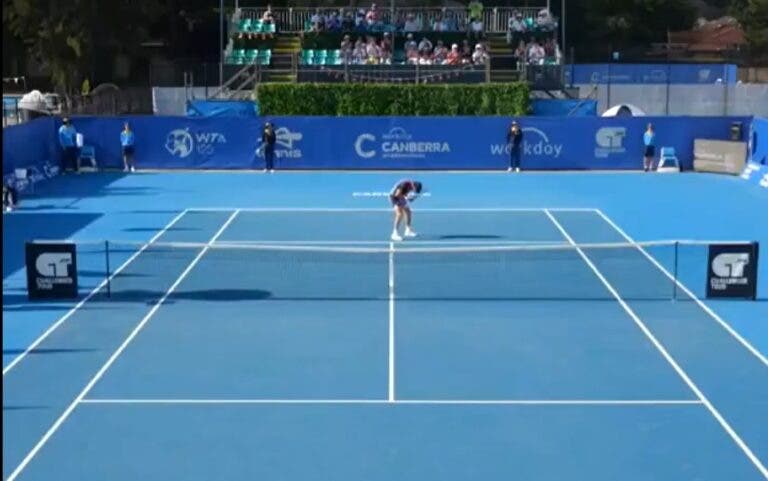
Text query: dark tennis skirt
644 145 656 157
390 195 408 207
122 145 135 155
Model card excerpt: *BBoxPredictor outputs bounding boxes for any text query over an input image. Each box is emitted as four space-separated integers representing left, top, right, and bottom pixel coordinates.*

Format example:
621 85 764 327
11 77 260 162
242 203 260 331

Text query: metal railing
236 6 549 34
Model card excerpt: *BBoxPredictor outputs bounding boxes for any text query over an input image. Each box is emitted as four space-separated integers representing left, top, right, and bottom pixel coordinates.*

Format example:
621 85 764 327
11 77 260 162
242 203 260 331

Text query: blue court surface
3 172 768 481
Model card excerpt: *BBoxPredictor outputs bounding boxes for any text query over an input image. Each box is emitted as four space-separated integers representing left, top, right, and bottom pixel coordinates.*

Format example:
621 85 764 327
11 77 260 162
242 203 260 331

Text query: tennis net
51 239 749 302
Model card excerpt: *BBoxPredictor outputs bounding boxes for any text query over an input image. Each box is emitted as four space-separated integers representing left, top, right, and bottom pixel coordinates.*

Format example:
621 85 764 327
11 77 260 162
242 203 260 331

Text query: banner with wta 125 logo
706 243 759 299
25 242 78 300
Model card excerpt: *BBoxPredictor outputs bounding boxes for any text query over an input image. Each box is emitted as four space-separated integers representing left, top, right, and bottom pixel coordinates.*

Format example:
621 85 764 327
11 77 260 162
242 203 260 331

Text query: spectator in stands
261 5 274 25
514 40 527 69
365 36 381 64
461 39 473 63
472 43 489 65
432 13 448 32
527 40 546 65
353 39 367 64
433 40 448 64
341 34 353 62
469 16 484 40
403 13 421 33
381 32 393 64
261 121 276 172
446 44 462 65
326 12 341 31
536 9 556 32
468 0 484 25
120 122 136 172
58 118 79 173
407 48 419 65
404 33 417 53
365 3 380 29
355 9 366 31
418 51 432 65
507 120 524 172
341 11 355 31
310 9 325 32
507 10 526 44
418 36 433 55
3 180 18 212
444 11 459 32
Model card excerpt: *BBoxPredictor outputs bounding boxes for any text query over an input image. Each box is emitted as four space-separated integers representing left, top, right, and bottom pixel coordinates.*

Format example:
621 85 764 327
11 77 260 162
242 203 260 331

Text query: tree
566 0 697 60
730 0 768 61
3 0 165 93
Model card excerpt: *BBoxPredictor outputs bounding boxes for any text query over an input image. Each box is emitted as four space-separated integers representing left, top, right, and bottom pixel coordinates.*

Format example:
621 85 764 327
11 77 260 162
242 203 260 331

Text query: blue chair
78 145 98 171
657 147 680 172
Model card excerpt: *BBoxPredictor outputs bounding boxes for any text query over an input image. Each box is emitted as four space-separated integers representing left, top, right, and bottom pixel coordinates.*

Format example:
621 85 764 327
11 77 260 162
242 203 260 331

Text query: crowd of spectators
306 2 488 36
513 38 561 67
336 33 490 66
506 8 557 44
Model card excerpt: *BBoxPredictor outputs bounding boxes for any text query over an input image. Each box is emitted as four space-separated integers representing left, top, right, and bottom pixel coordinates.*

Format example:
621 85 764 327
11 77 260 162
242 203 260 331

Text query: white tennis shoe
404 228 417 238
391 231 403 241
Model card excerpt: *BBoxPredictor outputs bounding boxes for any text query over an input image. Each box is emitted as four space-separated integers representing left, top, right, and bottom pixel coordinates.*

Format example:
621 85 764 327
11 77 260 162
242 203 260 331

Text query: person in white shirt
404 33 417 53
528 41 545 65
403 13 421 32
472 43 489 65
310 9 325 31
470 17 483 40
418 37 433 54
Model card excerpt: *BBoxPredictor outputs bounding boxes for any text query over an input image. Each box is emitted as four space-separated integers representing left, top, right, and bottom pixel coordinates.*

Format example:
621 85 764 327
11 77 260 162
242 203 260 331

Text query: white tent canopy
602 103 647 117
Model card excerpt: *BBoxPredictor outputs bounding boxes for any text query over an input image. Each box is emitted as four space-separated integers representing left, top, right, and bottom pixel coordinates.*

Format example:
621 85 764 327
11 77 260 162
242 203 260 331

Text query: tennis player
390 179 423 241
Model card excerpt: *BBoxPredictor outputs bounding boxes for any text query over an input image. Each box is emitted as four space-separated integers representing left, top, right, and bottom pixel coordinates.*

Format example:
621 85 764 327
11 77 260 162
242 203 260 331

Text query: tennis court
3 173 768 481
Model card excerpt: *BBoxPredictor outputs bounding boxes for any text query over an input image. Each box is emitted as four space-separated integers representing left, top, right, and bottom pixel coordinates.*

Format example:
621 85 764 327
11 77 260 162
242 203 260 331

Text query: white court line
388 241 396 402
5 210 241 481
544 209 768 479
79 398 703 406
2 209 190 377
211 240 570 246
595 209 768 368
185 207 598 213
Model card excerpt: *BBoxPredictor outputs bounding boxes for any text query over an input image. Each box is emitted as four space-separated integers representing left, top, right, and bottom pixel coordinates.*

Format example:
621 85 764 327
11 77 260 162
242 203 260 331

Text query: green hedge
256 83 530 116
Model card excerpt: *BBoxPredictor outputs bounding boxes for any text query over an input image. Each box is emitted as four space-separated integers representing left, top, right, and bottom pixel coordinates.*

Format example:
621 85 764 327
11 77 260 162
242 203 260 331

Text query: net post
673 241 679 301
105 240 111 298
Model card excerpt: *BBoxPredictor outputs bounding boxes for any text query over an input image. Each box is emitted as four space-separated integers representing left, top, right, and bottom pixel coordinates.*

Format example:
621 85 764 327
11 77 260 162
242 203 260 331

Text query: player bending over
390 179 423 241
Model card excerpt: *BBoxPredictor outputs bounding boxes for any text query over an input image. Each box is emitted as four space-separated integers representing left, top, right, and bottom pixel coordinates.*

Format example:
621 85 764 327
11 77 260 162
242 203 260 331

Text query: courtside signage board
26 242 78 299
706 243 759 299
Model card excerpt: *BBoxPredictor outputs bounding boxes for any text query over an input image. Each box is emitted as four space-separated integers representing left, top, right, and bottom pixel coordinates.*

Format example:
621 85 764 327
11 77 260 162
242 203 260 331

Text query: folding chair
657 147 681 173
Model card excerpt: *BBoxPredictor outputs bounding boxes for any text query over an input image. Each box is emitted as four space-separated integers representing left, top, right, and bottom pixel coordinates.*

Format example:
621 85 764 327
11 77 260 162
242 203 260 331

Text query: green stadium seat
264 23 276 34
258 50 272 66
252 20 264 33
329 49 341 59
230 48 246 65
239 19 251 33
302 49 315 65
245 49 259 63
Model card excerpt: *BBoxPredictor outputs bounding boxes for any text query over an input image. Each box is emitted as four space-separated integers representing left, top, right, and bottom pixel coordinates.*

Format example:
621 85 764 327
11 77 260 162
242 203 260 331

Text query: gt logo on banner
25 242 78 299
706 243 759 299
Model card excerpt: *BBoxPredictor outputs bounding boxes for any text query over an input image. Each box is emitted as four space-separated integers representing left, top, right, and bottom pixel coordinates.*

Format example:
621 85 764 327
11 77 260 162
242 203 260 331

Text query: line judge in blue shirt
643 123 656 172
58 118 79 173
120 122 136 172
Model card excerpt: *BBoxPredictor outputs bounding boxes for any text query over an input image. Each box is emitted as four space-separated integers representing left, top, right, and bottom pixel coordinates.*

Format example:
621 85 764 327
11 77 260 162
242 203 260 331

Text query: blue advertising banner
749 117 768 165
52 115 749 171
69 117 264 170
2 117 61 191
565 64 738 85
740 162 768 189
262 116 748 170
